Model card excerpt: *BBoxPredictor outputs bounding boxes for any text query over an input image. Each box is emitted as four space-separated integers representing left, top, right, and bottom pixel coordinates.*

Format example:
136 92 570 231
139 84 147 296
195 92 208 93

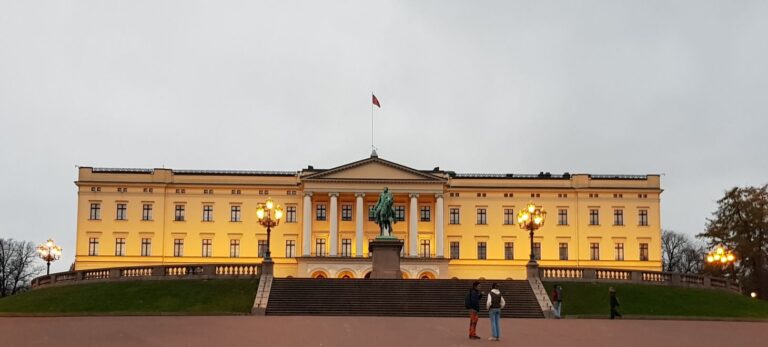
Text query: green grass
544 281 768 319
0 279 259 315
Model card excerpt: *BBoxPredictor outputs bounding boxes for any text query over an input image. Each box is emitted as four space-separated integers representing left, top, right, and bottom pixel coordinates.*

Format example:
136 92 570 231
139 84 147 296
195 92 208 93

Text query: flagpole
371 92 374 152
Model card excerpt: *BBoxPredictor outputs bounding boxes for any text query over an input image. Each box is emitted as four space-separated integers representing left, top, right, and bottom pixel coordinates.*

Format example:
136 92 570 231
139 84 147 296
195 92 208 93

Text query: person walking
486 283 506 341
609 287 622 319
552 284 563 318
464 281 483 339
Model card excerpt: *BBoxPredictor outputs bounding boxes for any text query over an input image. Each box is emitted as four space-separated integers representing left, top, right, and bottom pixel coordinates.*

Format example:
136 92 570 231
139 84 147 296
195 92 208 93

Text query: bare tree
0 239 42 297
679 243 706 274
662 230 689 272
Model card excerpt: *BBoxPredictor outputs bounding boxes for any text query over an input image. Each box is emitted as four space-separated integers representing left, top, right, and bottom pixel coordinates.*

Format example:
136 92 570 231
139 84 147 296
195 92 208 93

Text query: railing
539 266 741 293
30 263 262 289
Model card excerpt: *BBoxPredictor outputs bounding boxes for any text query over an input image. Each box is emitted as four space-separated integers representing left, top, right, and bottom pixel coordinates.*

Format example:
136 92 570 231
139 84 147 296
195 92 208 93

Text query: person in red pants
464 281 483 339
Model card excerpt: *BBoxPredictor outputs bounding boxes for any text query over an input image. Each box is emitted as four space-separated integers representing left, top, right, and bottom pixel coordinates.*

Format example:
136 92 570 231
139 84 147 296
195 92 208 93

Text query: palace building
74 154 662 279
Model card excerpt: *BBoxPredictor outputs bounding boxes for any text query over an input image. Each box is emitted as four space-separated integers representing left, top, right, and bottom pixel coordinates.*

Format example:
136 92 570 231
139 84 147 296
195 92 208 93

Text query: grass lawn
0 279 259 315
543 281 768 319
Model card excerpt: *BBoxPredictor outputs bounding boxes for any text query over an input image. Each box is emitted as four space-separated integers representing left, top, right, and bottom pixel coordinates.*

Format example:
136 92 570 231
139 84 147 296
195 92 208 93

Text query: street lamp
37 239 62 275
256 197 283 274
706 244 736 278
517 202 546 269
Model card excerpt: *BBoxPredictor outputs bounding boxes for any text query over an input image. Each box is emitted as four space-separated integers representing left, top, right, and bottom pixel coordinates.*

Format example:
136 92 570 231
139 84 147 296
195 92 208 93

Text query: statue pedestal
369 239 403 279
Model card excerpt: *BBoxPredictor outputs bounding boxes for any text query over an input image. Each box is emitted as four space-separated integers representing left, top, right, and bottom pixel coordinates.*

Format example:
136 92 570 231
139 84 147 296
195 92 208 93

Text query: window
341 239 352 257
175 205 185 221
639 209 649 226
286 206 297 223
368 205 375 221
477 242 487 260
202 239 212 257
420 206 431 222
231 205 241 222
88 238 99 256
476 208 487 225
394 205 405 221
640 243 649 261
142 204 153 221
420 239 430 258
285 240 295 258
614 209 624 226
503 209 514 225
559 243 569 260
115 238 126 256
590 243 600 260
450 241 460 259
89 203 101 220
341 204 353 221
615 243 624 261
141 238 151 256
116 203 127 220
229 240 240 257
558 209 568 225
203 205 214 222
449 208 460 224
589 209 599 225
258 240 268 258
173 239 184 257
316 204 326 221
504 242 514 260
533 242 541 260
315 238 326 256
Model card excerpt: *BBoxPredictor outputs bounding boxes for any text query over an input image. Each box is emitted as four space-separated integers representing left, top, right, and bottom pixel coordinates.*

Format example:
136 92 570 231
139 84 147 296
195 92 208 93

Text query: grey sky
1 1 766 273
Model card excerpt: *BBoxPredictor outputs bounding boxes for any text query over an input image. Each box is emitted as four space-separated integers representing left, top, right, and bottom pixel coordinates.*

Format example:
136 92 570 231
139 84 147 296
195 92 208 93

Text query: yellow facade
74 155 662 279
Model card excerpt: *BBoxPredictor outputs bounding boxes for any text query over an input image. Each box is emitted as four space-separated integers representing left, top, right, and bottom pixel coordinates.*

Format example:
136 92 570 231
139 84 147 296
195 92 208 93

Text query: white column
302 192 313 256
355 193 365 257
436 193 444 258
409 193 419 257
329 193 339 256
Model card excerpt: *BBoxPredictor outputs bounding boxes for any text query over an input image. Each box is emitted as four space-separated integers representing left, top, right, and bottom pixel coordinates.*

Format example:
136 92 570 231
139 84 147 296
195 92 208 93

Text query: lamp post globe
37 238 62 275
517 202 546 278
256 198 283 275
706 244 737 280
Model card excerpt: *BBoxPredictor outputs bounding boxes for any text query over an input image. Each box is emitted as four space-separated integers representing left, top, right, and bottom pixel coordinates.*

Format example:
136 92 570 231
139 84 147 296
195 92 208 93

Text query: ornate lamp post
256 197 283 275
37 239 62 275
517 202 546 278
706 244 736 278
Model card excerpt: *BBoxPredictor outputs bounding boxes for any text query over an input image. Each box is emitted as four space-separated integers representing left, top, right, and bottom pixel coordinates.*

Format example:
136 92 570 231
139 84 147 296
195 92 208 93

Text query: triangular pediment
304 157 445 182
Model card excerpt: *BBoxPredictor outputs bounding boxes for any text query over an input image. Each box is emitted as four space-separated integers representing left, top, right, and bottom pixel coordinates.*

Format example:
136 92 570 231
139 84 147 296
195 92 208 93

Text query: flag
372 94 381 108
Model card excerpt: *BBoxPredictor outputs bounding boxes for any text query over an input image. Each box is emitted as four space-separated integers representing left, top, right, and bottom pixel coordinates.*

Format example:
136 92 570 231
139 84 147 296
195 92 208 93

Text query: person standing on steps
609 286 622 319
464 281 484 339
486 283 506 341
552 284 563 318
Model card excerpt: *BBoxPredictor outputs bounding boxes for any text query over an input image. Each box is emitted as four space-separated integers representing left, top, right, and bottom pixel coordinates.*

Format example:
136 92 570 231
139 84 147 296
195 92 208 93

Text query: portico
299 155 446 260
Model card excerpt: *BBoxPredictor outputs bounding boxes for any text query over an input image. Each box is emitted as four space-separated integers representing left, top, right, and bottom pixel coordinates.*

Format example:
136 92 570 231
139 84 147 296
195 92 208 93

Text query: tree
662 229 706 274
699 185 768 298
662 230 688 272
679 243 706 274
0 238 41 297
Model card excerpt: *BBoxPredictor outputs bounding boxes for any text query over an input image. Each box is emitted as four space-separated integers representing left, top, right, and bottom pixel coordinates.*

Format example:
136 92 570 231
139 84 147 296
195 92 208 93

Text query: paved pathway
1 316 766 347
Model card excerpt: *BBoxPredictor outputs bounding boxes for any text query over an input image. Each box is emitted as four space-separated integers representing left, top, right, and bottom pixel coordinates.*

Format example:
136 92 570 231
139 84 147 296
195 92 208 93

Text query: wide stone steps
266 278 544 318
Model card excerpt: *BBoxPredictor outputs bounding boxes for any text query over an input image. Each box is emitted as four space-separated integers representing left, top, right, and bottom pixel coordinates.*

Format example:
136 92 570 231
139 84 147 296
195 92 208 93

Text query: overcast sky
1 1 767 273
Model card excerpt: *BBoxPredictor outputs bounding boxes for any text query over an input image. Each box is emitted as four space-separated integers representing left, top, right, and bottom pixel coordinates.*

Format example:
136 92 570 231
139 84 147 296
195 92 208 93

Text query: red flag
372 94 381 108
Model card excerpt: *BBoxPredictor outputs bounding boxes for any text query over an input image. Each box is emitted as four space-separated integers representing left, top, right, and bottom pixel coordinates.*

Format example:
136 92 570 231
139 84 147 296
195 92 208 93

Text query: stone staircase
266 278 543 318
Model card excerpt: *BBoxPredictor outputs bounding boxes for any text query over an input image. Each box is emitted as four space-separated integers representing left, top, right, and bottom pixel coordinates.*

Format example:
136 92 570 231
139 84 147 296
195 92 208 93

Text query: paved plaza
2 316 767 347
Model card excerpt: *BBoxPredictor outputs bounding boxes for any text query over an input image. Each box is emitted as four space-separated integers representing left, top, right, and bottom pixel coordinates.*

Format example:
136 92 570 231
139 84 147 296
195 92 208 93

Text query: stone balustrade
30 263 262 289
540 267 741 293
